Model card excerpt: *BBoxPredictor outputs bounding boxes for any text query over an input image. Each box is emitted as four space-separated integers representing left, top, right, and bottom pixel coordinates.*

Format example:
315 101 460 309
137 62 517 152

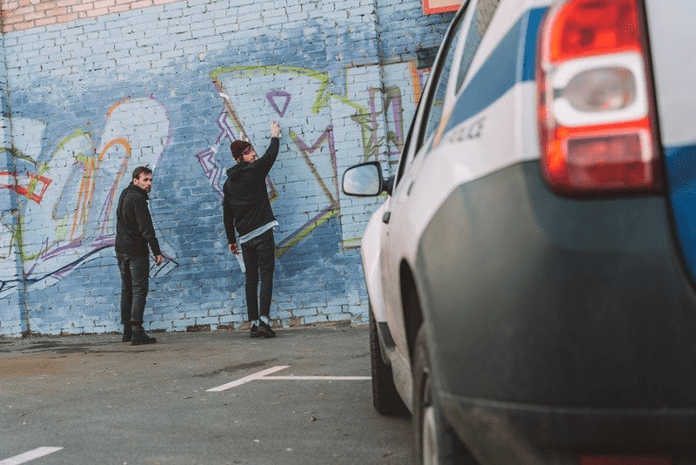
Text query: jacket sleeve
134 197 162 256
257 137 280 177
222 195 237 245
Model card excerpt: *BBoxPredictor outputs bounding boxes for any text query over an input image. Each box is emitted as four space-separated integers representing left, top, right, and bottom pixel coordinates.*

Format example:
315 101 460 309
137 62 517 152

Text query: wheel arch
400 259 424 364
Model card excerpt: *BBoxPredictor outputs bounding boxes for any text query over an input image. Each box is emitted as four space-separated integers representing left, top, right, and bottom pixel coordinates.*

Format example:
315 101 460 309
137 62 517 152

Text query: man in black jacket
115 166 163 345
223 121 281 338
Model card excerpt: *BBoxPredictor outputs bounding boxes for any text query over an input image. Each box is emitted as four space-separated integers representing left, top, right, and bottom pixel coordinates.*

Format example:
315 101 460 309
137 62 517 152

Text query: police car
342 0 696 464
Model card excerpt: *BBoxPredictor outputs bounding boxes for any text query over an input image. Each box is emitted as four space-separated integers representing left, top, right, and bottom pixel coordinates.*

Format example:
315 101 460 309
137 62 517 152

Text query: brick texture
0 0 453 337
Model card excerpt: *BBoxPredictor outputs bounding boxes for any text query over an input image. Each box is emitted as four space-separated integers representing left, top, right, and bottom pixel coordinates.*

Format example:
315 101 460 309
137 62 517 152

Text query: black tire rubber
369 304 409 416
413 326 477 465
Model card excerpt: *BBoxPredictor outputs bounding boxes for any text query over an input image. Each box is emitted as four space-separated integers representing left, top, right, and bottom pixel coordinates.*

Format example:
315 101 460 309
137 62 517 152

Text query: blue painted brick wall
0 0 453 337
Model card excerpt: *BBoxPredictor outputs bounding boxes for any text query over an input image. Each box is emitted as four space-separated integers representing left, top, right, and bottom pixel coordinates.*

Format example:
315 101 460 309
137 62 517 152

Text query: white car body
345 0 696 463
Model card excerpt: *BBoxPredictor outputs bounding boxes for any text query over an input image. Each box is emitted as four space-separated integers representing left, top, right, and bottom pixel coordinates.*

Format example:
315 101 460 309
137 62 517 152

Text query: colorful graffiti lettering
195 62 428 253
0 96 178 298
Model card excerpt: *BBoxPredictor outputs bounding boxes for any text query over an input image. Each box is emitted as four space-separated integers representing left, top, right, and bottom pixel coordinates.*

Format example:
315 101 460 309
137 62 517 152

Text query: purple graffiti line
196 149 225 198
196 111 279 202
294 125 339 208
195 111 237 198
267 90 291 118
353 86 406 164
214 82 280 201
216 105 238 141
25 243 178 285
375 87 405 160
1 171 52 204
198 77 336 258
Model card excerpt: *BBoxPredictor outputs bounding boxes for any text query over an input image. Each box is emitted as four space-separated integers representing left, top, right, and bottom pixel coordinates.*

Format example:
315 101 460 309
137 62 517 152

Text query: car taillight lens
537 0 661 195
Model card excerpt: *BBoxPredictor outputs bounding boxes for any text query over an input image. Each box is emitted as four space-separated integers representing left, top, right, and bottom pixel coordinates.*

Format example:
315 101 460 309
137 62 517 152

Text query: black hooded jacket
223 137 280 244
115 183 161 257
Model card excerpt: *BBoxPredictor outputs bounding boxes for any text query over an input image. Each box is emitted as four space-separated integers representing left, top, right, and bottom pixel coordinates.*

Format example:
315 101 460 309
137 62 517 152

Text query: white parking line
206 365 290 392
206 366 371 392
0 447 63 465
263 376 371 381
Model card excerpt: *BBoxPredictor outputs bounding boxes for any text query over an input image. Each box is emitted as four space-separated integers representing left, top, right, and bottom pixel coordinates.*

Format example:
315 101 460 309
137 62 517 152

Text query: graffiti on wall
0 97 178 298
195 62 429 253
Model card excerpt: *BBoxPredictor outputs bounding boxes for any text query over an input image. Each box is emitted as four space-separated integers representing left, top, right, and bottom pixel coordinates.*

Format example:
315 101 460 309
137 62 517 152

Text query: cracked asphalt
0 325 412 465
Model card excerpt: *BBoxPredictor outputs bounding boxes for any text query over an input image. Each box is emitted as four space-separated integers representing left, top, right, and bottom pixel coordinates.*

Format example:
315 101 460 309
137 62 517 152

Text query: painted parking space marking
263 375 371 380
207 365 290 392
207 365 370 392
0 447 63 465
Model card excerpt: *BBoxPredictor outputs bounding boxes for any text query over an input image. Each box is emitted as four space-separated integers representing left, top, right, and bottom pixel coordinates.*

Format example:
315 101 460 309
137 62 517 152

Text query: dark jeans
241 229 275 321
116 252 150 326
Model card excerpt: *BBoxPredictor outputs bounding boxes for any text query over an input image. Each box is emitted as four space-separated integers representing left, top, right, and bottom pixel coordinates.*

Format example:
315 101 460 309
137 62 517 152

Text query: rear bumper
416 160 696 452
441 393 696 459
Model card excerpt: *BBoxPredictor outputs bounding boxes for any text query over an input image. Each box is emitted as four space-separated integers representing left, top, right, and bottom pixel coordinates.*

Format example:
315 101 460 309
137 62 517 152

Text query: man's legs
242 243 259 322
117 252 133 342
241 230 276 338
257 230 275 320
128 255 149 325
123 253 156 346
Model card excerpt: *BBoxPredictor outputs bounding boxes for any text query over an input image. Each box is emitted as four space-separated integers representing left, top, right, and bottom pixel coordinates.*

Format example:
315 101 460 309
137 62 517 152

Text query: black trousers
116 252 149 325
241 229 275 320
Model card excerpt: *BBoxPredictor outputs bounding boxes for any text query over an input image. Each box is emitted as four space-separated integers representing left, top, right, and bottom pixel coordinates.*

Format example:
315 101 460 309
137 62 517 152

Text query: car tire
413 326 477 465
369 304 409 416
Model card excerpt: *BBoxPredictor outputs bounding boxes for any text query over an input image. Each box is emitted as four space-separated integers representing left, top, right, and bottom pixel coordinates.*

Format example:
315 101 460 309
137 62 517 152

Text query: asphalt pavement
0 324 412 465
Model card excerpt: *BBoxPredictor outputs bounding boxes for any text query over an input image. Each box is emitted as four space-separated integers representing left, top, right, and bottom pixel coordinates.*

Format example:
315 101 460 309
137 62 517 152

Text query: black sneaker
122 325 132 343
249 324 262 339
131 329 157 346
258 320 276 338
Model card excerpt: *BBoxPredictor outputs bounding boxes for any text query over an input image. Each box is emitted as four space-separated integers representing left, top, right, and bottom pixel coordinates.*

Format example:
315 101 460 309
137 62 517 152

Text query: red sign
423 0 462 14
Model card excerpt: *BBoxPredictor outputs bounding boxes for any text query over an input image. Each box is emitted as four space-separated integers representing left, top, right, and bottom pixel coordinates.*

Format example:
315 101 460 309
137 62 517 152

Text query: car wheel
414 327 477 465
369 303 409 415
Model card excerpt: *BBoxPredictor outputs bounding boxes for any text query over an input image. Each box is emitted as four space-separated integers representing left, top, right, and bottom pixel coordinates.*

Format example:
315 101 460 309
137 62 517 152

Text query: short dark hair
132 166 152 181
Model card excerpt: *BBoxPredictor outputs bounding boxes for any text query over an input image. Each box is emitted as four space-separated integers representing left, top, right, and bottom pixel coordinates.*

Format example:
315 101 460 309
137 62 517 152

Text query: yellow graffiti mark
55 128 88 152
97 138 132 234
211 66 336 115
211 78 247 142
73 155 95 239
209 65 383 166
289 128 338 207
51 129 91 226
341 237 362 249
275 208 339 258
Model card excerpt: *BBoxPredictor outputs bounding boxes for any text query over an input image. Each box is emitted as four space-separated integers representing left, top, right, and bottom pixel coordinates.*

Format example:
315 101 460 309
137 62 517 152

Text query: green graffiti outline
210 65 391 162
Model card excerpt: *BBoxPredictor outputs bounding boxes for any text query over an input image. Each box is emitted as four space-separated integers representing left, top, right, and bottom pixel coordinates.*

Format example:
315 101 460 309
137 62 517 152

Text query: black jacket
223 137 280 244
115 183 161 257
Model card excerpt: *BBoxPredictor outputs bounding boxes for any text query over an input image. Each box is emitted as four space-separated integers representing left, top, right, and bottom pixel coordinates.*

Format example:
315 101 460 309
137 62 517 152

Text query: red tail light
537 0 661 195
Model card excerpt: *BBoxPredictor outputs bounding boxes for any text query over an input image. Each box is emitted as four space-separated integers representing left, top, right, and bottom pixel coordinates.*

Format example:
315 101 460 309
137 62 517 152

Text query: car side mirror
342 162 386 197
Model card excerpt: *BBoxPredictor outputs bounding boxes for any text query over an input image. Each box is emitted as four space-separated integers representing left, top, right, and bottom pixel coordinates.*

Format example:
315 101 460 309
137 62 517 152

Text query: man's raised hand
271 121 281 138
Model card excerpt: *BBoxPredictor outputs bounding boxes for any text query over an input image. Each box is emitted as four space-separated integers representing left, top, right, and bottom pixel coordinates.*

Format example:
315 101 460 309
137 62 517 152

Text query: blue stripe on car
443 7 546 134
441 4 696 286
665 144 696 280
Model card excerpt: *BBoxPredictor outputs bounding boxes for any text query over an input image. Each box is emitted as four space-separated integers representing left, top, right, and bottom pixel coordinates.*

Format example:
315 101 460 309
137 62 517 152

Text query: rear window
455 0 501 93
423 18 466 144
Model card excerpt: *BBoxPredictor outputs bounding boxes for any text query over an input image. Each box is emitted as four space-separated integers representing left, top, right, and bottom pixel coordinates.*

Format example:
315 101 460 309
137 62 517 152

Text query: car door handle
382 211 391 224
